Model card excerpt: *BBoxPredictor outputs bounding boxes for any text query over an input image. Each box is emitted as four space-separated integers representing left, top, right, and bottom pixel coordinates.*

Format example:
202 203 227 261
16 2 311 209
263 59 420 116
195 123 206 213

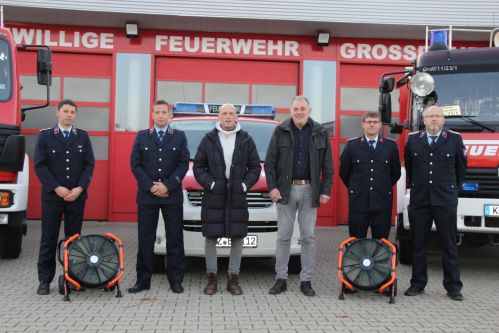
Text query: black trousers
136 203 185 286
408 205 462 292
348 210 392 239
37 197 86 283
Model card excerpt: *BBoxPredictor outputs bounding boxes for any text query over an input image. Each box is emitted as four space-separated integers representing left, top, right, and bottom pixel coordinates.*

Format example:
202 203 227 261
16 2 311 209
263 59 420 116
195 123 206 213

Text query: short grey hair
292 95 310 108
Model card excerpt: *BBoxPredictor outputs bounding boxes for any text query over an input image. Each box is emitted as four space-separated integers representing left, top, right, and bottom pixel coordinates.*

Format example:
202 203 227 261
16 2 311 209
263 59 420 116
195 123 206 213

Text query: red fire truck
0 11 52 258
379 27 499 264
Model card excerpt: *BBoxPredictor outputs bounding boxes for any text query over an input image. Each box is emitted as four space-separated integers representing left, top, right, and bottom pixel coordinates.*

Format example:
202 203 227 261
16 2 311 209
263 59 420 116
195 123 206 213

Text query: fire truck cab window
0 39 12 102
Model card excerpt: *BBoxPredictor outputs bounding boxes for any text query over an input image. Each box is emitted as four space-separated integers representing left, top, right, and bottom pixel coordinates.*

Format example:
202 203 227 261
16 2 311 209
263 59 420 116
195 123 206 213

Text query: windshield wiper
445 115 495 133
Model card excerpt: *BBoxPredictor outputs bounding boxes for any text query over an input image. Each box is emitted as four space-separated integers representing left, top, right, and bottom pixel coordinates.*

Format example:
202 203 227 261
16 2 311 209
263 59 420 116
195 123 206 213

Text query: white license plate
484 205 499 217
216 235 257 248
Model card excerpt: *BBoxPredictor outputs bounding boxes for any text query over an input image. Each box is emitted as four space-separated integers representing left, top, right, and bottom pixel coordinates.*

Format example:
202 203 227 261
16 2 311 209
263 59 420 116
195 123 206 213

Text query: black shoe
404 286 424 296
128 283 150 293
37 281 50 295
447 290 464 301
269 279 287 294
170 283 184 294
300 281 316 297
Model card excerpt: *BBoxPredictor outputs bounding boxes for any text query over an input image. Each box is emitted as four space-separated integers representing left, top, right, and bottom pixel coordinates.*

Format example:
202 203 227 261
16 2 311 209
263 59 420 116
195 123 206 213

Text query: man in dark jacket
193 104 261 295
404 105 467 301
265 96 333 296
34 99 95 295
339 111 401 239
129 100 189 294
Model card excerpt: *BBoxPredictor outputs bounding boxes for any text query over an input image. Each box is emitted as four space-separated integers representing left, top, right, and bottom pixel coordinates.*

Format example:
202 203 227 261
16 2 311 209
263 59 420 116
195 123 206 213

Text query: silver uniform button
370 169 374 172
429 180 433 184
159 148 162 151
66 167 69 170
430 162 433 165
52 150 56 153
159 158 162 161
429 171 432 174
66 151 69 154
357 160 360 163
66 159 69 162
66 176 70 179
158 168 162 171
369 187 373 190
447 154 450 157
371 160 373 163
370 178 373 181
350 190 353 193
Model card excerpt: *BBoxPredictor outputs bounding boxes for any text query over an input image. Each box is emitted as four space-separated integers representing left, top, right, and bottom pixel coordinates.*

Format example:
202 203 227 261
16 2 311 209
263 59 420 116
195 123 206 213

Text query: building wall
5 0 499 27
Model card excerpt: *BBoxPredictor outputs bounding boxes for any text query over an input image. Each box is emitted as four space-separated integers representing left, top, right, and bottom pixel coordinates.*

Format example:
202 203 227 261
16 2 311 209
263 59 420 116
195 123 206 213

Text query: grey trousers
205 237 244 275
275 184 317 281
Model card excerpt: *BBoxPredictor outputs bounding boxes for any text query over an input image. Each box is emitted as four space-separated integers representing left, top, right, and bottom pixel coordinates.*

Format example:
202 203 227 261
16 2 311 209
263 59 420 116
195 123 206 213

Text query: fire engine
379 26 499 264
0 8 52 258
153 102 302 273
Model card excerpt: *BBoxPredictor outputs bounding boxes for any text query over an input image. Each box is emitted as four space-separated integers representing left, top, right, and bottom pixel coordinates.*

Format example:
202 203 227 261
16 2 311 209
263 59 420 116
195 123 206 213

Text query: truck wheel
0 226 24 259
153 254 166 273
288 255 301 274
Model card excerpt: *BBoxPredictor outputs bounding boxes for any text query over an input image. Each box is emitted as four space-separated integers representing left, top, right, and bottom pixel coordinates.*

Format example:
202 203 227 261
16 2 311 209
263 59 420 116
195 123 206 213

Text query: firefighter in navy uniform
339 111 401 239
404 105 467 301
129 100 189 294
34 99 95 295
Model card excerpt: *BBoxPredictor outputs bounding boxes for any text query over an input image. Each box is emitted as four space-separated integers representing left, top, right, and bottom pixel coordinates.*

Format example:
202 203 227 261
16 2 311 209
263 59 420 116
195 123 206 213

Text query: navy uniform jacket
130 127 189 205
340 136 401 212
404 130 467 207
34 126 95 202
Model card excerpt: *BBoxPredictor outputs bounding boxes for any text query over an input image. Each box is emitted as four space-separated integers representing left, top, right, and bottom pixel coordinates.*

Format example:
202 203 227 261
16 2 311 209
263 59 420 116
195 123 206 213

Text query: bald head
218 103 238 131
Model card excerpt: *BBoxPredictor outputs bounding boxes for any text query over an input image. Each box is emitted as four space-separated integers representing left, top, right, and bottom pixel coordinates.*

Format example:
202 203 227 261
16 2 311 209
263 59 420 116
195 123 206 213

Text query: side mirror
37 48 52 86
379 93 392 124
379 77 395 93
390 124 404 134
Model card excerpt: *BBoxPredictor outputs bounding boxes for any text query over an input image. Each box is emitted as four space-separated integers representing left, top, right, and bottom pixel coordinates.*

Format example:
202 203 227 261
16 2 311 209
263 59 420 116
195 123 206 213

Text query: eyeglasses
363 120 381 125
424 114 443 119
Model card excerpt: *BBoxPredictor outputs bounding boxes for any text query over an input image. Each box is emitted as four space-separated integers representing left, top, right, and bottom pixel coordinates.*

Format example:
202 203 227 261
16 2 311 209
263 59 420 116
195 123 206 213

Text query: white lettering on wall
155 35 300 57
9 27 115 49
340 42 428 62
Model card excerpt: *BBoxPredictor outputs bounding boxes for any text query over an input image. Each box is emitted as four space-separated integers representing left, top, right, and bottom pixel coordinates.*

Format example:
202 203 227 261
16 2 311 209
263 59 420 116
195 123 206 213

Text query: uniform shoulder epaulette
347 136 359 141
39 128 51 132
408 131 419 136
384 137 396 141
447 129 461 135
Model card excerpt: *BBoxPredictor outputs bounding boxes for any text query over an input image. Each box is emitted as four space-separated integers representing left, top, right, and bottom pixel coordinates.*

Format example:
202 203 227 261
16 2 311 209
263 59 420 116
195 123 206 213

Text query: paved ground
1 220 499 333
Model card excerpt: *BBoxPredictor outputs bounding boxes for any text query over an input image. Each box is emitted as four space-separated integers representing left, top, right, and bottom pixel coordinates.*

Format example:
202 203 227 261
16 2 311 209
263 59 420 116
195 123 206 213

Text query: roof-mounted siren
172 102 276 118
172 102 207 116
239 104 275 119
428 29 449 51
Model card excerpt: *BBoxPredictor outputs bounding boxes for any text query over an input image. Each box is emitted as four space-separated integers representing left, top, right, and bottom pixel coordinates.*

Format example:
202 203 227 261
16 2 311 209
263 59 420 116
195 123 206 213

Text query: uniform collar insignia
441 130 447 138
72 128 77 136
379 137 384 143
419 131 426 138
168 126 174 134
53 126 60 134
360 137 365 143
149 128 154 134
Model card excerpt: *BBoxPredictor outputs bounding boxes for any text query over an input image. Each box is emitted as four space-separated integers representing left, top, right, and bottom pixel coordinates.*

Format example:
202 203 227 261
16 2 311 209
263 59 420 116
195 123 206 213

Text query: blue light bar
461 183 479 191
172 102 275 118
429 30 448 50
173 103 206 113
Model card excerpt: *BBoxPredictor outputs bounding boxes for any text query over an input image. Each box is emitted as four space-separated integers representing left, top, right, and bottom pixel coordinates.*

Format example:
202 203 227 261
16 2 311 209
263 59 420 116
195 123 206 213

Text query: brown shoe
227 274 243 295
203 273 218 295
